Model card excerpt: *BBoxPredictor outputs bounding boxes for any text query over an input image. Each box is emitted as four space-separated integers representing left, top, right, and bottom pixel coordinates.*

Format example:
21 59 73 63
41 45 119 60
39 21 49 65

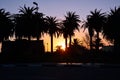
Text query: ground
0 63 120 80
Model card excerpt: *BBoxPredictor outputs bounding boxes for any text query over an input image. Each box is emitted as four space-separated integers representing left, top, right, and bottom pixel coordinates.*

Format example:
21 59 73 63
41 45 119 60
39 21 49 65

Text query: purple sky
0 0 120 20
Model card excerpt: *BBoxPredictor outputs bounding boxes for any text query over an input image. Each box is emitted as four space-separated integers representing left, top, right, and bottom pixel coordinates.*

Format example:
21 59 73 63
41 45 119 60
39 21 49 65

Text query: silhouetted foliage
0 3 120 63
103 6 120 53
63 11 80 47
55 45 64 54
45 16 60 53
82 17 94 50
86 9 106 51
0 8 14 41
32 12 46 40
59 21 69 50
15 5 43 40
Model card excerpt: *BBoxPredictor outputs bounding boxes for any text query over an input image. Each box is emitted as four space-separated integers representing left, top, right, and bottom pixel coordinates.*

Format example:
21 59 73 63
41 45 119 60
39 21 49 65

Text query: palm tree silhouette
60 23 69 50
87 9 106 51
31 2 46 40
45 16 60 53
32 12 45 40
103 7 120 51
82 18 94 50
0 8 14 42
63 12 80 47
15 5 38 40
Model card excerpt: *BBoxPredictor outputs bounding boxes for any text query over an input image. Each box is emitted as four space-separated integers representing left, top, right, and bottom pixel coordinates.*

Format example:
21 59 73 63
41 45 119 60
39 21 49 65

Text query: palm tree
0 8 14 42
88 9 106 51
103 6 120 51
60 24 69 50
63 11 80 47
82 20 94 50
32 12 45 40
31 2 46 41
15 5 38 40
14 14 23 40
45 16 60 53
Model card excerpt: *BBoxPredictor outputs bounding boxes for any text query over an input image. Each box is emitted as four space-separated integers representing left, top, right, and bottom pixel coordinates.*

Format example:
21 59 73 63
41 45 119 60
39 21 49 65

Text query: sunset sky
0 0 120 51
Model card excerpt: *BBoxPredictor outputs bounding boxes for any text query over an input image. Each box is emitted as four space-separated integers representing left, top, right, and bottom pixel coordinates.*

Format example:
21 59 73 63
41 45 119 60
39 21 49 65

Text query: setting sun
56 41 65 51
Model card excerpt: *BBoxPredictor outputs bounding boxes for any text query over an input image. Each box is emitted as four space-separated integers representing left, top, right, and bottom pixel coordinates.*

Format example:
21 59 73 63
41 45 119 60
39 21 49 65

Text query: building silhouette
1 40 45 62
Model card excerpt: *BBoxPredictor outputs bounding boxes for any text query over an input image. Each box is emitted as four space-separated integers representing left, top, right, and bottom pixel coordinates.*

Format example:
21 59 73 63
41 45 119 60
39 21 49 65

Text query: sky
0 0 120 51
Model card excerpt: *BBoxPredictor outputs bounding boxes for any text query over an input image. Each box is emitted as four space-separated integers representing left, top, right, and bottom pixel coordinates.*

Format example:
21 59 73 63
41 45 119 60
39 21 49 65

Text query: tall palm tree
82 20 94 50
14 14 23 40
63 11 80 47
15 5 38 40
45 16 60 53
103 7 120 51
32 12 45 40
58 22 69 50
61 26 69 50
31 2 46 41
0 8 14 42
88 9 106 51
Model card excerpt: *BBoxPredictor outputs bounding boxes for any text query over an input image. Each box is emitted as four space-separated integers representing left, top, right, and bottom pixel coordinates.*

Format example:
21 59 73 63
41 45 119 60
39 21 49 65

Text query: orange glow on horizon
41 29 111 52
56 41 65 51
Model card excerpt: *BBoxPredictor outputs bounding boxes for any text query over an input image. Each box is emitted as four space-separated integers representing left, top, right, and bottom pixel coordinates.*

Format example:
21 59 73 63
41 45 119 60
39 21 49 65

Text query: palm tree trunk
90 36 93 50
51 34 53 53
18 36 22 40
65 37 67 50
96 32 99 51
114 37 120 54
89 27 93 51
28 36 31 41
37 36 39 41
69 35 72 47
